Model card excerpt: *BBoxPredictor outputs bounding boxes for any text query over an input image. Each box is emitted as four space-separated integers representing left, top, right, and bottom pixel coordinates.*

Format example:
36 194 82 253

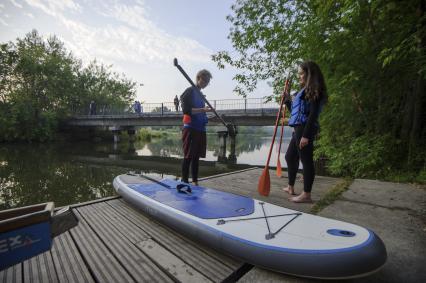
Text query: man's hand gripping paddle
173 58 237 137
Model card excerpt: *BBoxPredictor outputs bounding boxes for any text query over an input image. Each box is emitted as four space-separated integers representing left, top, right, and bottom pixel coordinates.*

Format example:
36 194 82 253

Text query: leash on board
127 172 192 195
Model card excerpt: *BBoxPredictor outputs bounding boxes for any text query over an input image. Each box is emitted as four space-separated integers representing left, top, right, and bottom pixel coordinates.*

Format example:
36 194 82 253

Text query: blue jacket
288 89 309 127
287 88 323 139
181 86 208 132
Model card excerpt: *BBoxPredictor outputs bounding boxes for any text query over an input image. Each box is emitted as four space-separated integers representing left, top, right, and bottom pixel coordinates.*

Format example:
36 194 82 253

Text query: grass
380 168 426 185
310 178 353 214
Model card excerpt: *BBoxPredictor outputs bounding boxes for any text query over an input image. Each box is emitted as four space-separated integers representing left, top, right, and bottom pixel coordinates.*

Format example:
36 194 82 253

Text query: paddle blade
258 168 271 196
276 158 282 177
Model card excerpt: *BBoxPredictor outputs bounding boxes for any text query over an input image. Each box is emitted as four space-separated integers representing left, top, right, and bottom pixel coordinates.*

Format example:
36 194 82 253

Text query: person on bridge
180 69 213 186
282 61 328 203
89 100 96 115
174 95 180 112
134 100 141 114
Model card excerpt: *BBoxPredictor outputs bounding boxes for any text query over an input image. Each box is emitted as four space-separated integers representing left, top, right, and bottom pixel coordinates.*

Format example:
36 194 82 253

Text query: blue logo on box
0 222 52 270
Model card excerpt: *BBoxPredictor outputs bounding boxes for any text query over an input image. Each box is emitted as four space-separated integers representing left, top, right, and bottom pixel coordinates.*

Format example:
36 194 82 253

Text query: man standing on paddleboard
180 70 213 185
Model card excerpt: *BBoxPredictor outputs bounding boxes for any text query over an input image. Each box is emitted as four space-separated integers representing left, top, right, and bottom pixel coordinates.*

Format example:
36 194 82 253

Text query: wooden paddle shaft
265 79 291 167
277 79 291 160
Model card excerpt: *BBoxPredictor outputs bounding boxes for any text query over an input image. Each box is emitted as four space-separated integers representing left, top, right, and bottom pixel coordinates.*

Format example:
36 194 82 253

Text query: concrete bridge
66 97 280 128
65 98 281 144
66 109 278 128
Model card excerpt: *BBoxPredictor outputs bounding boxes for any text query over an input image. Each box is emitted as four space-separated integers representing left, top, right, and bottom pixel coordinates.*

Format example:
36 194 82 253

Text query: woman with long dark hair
283 61 328 203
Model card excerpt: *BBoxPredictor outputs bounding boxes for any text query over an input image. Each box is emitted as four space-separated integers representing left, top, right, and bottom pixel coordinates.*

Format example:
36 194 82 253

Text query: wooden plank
111 198 241 268
77 204 173 283
136 238 211 283
51 231 94 283
82 202 151 244
0 264 22 283
198 167 259 182
85 201 212 283
67 196 120 209
106 199 242 282
69 209 135 283
23 250 58 283
0 203 53 234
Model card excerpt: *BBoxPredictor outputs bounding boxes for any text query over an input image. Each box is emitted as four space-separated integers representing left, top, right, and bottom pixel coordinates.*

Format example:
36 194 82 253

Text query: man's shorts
182 127 207 159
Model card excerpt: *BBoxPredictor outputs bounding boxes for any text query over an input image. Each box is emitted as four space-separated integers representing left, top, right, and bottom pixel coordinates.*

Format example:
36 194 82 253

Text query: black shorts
182 127 207 159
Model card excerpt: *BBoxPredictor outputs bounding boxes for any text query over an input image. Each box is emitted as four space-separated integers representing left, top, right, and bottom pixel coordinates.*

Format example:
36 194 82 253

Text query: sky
0 0 271 103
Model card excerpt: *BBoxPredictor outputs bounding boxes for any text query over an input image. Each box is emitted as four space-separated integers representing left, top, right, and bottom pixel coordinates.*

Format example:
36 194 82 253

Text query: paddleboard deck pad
113 174 386 279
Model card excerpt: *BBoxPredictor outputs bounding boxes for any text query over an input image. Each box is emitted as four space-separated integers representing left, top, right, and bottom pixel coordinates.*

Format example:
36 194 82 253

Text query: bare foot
282 186 296 195
289 192 313 203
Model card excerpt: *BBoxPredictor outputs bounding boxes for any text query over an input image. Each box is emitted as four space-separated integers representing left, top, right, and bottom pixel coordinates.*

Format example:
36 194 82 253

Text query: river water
0 129 291 210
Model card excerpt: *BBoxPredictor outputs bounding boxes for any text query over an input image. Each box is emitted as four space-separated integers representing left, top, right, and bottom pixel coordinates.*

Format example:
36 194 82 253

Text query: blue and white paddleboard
113 173 386 279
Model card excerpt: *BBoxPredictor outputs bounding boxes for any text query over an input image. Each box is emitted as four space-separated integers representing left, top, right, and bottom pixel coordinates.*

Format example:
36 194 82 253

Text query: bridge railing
73 98 280 116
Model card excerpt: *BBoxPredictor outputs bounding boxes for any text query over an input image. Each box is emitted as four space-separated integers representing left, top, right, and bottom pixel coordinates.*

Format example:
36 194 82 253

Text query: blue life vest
288 89 309 127
183 87 208 132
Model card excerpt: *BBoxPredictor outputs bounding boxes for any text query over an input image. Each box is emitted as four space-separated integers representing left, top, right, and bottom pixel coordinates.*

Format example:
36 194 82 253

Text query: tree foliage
214 0 426 179
0 30 136 142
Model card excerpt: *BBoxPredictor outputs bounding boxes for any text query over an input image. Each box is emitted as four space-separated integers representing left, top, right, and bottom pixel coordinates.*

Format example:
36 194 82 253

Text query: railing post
161 103 164 116
214 100 216 109
244 98 247 113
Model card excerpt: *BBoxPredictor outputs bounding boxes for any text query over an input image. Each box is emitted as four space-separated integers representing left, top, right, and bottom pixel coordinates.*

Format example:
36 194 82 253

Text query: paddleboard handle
177 184 192 195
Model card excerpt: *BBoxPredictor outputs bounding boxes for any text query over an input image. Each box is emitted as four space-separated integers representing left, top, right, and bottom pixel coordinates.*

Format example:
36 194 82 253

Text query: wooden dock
0 196 247 283
0 168 343 283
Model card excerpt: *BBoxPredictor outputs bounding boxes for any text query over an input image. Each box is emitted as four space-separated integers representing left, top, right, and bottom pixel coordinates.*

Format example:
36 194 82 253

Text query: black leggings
285 126 316 193
181 157 199 183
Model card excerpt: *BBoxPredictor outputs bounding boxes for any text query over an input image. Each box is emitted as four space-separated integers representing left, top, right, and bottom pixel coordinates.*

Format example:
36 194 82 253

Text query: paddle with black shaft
276 78 291 177
127 172 192 195
258 82 289 196
173 58 236 137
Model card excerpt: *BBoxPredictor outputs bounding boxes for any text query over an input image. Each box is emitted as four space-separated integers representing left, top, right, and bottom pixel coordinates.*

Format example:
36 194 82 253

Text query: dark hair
300 61 327 103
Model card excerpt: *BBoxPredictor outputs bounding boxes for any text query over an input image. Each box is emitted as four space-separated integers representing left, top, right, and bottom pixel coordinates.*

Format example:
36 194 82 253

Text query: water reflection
0 144 118 209
123 131 290 167
0 130 291 209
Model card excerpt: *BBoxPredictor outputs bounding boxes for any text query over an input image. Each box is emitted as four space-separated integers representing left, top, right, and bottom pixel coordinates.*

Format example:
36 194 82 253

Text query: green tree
76 60 135 115
0 29 136 141
214 0 425 179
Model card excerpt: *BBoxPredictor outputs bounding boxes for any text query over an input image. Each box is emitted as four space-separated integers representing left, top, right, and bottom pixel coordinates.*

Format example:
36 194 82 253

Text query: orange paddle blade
276 158 282 177
258 168 271 196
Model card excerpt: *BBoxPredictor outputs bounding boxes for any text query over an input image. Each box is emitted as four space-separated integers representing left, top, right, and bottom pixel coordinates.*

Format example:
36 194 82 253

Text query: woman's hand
204 107 213 112
299 137 309 149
